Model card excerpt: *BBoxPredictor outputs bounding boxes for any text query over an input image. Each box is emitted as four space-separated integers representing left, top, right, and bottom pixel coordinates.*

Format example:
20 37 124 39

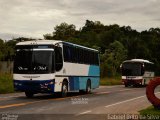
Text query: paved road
0 85 159 120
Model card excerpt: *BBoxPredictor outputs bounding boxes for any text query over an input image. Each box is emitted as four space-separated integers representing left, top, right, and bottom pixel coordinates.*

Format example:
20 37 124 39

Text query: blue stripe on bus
69 77 79 90
69 76 100 91
79 77 88 90
88 65 100 76
13 80 55 93
90 77 100 88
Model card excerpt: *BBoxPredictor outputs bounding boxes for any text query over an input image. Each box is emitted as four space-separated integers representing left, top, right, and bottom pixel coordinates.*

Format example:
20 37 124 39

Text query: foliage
0 37 34 61
0 73 14 93
0 39 4 60
101 41 127 77
139 106 160 117
44 22 77 40
100 76 122 85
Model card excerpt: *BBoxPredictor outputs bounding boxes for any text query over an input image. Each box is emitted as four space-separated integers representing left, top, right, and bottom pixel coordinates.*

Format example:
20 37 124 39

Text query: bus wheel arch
146 77 160 109
61 79 68 97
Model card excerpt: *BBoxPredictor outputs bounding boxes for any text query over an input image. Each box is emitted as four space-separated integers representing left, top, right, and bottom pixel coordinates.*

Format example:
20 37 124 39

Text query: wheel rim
63 84 67 93
62 84 67 97
87 83 91 93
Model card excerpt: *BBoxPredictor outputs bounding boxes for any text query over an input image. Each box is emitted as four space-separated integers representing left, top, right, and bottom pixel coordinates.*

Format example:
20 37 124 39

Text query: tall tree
101 41 127 77
43 33 53 40
81 20 104 33
53 22 76 40
0 39 4 60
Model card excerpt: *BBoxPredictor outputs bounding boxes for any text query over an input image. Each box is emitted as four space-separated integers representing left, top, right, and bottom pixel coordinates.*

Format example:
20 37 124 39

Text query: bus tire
124 83 128 87
61 81 68 97
146 77 160 109
25 91 34 98
79 90 85 94
86 80 91 94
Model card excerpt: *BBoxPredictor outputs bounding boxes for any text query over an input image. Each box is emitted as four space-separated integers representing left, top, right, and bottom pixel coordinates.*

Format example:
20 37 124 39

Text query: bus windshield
14 50 53 74
122 62 142 76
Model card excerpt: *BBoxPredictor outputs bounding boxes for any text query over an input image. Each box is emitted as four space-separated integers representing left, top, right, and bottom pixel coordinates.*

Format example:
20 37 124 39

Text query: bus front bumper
122 79 143 85
13 80 55 93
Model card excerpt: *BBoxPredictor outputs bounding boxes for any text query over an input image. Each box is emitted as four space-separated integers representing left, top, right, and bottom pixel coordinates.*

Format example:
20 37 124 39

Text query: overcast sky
0 0 160 40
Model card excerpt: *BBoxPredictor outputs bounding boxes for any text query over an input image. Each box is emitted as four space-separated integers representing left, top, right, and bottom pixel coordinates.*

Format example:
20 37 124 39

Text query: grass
100 76 122 85
139 106 160 115
139 106 160 119
0 73 14 94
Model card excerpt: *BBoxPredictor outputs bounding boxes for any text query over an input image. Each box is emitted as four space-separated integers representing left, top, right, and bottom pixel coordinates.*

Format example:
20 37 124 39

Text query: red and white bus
120 59 154 87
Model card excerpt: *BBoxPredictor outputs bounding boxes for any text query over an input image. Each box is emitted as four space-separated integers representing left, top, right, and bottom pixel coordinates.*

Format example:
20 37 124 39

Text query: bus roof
16 40 98 52
123 59 154 64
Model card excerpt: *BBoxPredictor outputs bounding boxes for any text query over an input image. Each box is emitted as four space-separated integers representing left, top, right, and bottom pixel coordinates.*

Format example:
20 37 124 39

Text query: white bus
120 59 154 87
13 40 100 97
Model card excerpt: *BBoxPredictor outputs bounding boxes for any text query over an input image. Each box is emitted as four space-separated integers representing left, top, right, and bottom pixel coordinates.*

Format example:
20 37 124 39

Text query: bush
0 73 14 94
100 76 122 86
139 106 160 120
139 106 160 115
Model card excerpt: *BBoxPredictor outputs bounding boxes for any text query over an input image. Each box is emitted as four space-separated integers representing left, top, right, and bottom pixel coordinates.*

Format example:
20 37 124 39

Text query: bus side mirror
55 46 63 71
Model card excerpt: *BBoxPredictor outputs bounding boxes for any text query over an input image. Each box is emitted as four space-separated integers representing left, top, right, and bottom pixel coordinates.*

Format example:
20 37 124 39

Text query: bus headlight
49 81 54 84
19 83 22 86
45 83 48 86
14 82 18 86
14 82 22 86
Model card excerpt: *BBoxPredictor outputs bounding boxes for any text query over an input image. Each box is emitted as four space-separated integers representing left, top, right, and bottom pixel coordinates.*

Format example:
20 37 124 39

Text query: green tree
53 22 76 40
81 20 104 33
101 41 127 77
12 37 35 42
0 39 4 60
43 33 53 40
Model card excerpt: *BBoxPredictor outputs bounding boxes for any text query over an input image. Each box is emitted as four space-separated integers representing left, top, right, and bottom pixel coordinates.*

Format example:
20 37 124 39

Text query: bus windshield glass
14 49 53 74
122 62 142 76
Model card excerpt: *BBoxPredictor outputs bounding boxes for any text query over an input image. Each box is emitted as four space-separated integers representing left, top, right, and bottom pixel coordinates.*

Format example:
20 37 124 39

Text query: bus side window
55 46 63 71
52 51 55 73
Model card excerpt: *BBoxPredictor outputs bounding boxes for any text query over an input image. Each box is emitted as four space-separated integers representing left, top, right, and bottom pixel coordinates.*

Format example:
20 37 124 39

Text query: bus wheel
124 83 128 87
79 90 85 94
25 91 34 98
146 77 160 109
86 80 91 94
61 81 68 97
